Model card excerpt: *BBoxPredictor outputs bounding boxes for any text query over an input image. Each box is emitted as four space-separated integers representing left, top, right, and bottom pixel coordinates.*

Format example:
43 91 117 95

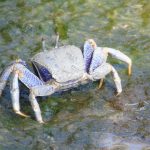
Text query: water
0 0 150 149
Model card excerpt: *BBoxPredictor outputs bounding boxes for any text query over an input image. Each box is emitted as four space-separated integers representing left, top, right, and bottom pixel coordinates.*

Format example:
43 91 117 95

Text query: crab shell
31 45 85 84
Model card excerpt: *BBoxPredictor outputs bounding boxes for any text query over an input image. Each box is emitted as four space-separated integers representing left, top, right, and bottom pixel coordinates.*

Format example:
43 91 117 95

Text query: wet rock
142 146 150 150
110 144 129 150
0 0 150 150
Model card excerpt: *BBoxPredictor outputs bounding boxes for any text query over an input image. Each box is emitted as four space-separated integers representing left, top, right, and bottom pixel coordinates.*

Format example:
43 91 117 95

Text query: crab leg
55 32 59 48
105 48 132 75
15 63 57 123
14 63 45 123
42 38 47 51
0 65 14 96
98 78 104 89
111 66 122 96
0 60 28 96
0 61 58 123
90 63 122 95
10 72 29 117
29 92 43 123
29 84 57 123
0 62 44 121
16 63 57 123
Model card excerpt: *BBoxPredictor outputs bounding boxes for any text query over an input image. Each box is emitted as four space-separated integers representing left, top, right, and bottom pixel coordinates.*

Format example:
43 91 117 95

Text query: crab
0 37 132 123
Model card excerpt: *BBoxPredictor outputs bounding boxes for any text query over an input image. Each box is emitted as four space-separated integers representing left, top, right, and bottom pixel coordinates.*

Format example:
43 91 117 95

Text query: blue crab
0 38 132 123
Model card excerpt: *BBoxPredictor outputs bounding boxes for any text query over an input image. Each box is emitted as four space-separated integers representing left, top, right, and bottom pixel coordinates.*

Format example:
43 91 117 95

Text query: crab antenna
55 32 59 48
42 37 46 51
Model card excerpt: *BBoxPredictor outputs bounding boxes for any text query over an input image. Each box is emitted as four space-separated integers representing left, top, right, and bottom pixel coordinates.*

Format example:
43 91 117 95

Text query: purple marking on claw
36 65 52 82
89 47 107 72
83 41 94 73
15 64 43 88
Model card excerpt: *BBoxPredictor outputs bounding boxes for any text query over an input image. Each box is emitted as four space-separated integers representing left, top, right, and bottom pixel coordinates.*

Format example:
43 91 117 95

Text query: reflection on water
0 0 150 149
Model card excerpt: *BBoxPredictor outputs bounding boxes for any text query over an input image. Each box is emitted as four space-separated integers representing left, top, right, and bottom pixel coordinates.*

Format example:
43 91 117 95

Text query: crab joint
88 39 97 49
14 70 24 78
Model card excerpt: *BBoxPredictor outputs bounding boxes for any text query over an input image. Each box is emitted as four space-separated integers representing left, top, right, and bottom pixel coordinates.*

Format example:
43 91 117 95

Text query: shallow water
0 0 150 149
